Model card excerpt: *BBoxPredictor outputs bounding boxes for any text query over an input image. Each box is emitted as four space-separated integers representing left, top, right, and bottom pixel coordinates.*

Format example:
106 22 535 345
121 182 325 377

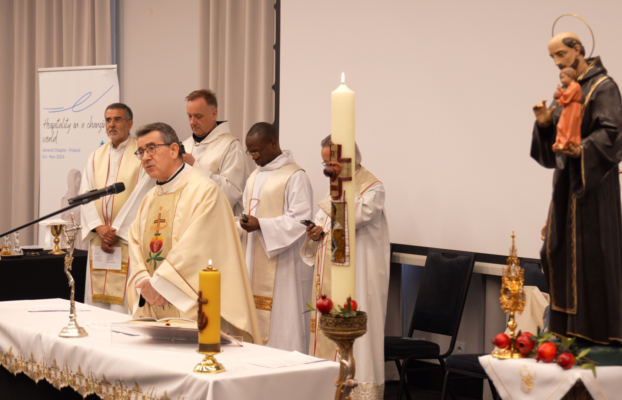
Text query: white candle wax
330 73 356 307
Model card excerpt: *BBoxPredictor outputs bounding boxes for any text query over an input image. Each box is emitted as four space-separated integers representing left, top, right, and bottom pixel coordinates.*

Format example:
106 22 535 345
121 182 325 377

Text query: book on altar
113 317 242 345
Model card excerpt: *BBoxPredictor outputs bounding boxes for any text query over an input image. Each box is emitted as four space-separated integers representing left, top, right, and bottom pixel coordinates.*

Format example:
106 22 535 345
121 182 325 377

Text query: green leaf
537 326 541 336
578 349 591 359
156 249 163 257
155 257 165 261
580 363 597 377
561 337 570 349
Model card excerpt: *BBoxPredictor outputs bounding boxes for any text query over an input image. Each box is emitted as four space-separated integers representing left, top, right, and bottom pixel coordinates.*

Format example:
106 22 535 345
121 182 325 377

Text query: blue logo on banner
44 85 115 113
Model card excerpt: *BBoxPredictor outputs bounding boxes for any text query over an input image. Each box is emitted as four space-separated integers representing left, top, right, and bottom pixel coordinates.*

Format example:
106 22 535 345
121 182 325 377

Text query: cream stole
310 166 380 358
187 132 238 174
90 138 140 305
243 163 303 343
138 185 185 319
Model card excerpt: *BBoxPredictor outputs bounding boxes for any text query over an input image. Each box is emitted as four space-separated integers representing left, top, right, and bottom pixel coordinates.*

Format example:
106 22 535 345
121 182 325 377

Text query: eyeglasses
105 117 127 123
322 162 329 167
134 143 171 160
245 142 270 157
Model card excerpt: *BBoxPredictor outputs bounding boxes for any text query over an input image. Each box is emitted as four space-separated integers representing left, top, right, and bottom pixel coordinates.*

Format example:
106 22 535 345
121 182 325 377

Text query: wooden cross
153 213 166 234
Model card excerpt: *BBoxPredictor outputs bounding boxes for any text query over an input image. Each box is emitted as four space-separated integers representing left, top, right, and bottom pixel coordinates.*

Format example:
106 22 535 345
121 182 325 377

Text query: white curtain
198 0 276 172
0 0 113 243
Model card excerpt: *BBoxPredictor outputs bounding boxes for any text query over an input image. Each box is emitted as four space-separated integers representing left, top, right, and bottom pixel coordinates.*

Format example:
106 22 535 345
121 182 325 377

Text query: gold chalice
49 224 65 255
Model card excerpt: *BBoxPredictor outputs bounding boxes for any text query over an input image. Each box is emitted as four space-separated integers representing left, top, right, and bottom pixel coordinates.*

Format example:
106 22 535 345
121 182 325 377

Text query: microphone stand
0 203 83 238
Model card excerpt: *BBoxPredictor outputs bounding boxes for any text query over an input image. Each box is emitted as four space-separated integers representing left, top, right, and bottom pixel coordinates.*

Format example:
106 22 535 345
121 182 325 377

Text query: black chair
440 260 548 400
385 249 476 400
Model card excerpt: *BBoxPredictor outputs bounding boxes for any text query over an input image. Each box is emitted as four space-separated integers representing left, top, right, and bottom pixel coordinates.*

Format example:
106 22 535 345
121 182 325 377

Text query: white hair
321 134 362 166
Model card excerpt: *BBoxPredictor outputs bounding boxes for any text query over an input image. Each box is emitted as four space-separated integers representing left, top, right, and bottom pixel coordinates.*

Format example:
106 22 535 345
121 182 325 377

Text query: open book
122 317 242 345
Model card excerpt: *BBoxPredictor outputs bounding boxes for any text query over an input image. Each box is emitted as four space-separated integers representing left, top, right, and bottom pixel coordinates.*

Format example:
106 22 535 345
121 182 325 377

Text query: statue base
319 312 367 400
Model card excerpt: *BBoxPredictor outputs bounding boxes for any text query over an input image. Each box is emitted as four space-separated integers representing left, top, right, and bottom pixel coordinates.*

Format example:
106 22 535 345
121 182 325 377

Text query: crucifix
153 212 167 233
59 213 88 338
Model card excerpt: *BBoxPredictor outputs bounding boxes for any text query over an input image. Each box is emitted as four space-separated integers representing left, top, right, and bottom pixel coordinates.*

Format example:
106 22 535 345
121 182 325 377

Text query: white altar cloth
0 299 339 400
479 354 622 400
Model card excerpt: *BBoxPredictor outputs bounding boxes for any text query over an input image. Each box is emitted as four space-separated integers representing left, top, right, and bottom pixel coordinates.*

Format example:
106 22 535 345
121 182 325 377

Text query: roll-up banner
38 65 119 248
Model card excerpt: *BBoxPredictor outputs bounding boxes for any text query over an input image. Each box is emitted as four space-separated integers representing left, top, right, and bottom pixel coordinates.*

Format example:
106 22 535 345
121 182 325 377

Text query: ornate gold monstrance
492 231 526 359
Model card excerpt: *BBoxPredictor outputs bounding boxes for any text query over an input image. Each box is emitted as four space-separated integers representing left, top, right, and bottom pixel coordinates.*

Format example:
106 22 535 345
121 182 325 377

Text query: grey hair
320 134 362 167
105 103 133 121
136 122 183 160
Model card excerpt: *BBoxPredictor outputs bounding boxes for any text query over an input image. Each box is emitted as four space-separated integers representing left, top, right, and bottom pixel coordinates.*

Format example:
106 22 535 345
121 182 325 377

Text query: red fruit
492 333 510 349
344 297 358 312
516 332 535 355
316 295 333 314
150 234 163 253
557 352 575 370
537 342 557 363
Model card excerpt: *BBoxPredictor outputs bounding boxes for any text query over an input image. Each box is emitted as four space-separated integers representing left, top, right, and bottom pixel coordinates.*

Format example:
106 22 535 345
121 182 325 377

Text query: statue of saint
531 31 622 345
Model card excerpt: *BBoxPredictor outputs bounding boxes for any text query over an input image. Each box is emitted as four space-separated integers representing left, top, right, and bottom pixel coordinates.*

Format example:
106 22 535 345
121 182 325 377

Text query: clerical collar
192 121 225 143
156 163 185 186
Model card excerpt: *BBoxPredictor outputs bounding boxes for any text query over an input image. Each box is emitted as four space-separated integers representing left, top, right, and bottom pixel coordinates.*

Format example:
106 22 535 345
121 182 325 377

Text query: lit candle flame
341 72 345 84
209 259 212 266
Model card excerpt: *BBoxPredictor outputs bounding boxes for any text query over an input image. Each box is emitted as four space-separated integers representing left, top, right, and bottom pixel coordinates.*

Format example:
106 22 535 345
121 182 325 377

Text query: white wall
118 0 200 142
281 0 622 258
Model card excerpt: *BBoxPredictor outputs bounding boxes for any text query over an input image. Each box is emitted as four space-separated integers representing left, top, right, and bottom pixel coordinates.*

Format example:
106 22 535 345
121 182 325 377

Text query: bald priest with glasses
126 122 261 344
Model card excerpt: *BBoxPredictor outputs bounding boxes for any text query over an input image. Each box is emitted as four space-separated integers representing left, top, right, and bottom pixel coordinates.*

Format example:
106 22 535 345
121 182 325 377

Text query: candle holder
58 215 88 339
194 349 225 374
319 312 367 400
49 224 66 255
492 231 525 359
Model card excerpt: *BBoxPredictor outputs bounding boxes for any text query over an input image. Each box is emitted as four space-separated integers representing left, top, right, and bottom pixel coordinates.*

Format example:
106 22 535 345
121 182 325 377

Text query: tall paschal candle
331 73 356 306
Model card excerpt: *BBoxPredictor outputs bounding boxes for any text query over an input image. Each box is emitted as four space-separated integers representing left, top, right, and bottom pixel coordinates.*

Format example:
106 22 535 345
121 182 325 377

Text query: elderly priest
239 122 314 352
80 103 154 312
302 136 390 400
127 122 261 344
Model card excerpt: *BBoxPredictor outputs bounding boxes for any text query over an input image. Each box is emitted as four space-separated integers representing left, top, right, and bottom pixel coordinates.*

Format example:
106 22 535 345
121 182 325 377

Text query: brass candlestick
49 224 66 255
319 312 367 400
492 231 526 359
58 215 88 339
194 350 225 374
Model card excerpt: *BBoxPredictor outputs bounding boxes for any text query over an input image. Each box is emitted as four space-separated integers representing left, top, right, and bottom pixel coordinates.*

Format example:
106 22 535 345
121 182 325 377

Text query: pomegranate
316 295 333 314
516 332 535 355
491 333 510 349
536 342 557 363
557 353 575 370
344 297 358 312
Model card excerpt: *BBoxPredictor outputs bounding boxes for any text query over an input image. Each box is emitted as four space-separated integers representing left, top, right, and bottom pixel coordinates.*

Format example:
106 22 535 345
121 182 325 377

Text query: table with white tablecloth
0 299 339 400
479 354 622 400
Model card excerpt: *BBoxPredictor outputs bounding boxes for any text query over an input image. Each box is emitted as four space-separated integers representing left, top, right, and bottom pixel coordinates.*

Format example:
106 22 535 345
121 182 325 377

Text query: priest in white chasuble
239 122 314 352
301 136 390 400
182 89 249 216
80 103 154 313
127 122 261 344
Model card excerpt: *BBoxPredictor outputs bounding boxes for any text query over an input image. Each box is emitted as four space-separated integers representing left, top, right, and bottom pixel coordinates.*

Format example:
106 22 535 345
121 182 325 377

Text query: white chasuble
301 166 390 400
241 151 314 352
80 136 154 310
182 121 249 215
127 165 262 344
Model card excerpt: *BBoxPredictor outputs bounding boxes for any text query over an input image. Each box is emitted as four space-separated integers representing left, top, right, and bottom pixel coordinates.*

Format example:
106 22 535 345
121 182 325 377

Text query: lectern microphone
68 183 126 206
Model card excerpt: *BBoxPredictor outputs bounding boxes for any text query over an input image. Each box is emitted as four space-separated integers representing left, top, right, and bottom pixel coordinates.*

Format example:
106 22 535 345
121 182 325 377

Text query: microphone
68 183 126 206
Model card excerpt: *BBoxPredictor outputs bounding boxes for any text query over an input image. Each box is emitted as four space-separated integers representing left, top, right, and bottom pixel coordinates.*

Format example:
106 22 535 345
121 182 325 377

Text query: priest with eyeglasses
126 122 261 344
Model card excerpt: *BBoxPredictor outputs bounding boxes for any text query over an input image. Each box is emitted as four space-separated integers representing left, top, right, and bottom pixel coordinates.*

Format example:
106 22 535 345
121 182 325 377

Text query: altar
0 299 339 400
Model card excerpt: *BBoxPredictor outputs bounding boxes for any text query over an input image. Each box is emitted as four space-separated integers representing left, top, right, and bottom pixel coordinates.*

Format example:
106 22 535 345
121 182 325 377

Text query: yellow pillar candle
331 73 356 307
198 259 221 353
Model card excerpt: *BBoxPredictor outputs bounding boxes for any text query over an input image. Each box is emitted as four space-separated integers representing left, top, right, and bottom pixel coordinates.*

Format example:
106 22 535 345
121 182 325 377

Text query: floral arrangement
305 295 364 318
492 327 597 376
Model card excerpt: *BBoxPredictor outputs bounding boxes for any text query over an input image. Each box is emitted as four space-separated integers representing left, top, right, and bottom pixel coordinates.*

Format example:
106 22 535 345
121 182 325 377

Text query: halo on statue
552 14 595 59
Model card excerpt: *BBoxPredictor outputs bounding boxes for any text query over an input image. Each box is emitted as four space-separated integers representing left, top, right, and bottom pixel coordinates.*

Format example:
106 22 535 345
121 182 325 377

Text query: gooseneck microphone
68 182 126 206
